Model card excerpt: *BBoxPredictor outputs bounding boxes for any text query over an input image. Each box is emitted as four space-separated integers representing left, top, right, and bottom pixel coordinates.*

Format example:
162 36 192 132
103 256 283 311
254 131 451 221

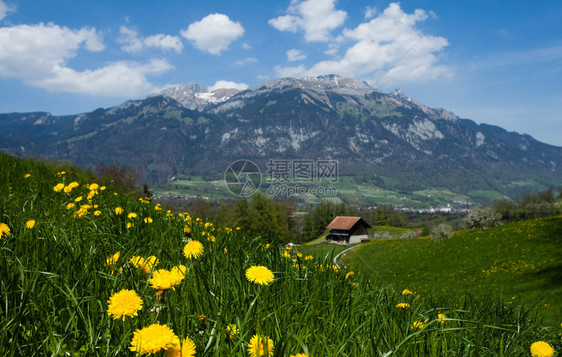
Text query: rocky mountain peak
149 83 240 111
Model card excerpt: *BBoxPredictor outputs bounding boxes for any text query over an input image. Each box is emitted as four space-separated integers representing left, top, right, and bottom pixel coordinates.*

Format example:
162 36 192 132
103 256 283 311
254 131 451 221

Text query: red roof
326 216 371 230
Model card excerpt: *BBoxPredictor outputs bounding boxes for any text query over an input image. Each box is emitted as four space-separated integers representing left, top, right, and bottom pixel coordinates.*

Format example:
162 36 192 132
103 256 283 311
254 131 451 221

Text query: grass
340 217 562 328
1 152 559 356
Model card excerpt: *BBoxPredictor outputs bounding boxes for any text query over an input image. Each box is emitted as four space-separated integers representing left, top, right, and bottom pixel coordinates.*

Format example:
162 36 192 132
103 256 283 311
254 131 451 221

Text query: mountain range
1 75 560 199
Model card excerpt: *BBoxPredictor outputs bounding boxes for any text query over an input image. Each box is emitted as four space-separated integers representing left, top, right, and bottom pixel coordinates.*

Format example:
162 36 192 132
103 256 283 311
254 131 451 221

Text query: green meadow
340 218 562 327
0 153 559 356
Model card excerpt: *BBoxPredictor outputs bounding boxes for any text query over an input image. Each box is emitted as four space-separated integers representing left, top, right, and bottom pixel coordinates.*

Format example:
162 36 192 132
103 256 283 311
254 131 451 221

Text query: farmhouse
326 216 371 244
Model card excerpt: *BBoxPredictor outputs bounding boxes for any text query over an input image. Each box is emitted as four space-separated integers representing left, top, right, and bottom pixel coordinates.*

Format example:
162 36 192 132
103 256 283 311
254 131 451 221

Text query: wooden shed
326 216 371 244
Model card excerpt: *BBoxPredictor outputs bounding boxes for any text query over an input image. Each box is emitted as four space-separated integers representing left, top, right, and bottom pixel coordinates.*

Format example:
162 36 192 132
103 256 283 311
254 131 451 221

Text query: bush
431 223 453 241
464 206 502 230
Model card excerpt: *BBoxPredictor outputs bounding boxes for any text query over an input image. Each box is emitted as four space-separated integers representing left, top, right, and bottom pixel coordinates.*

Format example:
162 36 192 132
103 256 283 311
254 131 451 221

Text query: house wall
349 234 368 244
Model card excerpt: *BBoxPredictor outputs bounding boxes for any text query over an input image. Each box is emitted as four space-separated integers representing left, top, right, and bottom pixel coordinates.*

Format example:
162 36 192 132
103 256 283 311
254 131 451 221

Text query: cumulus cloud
0 0 15 21
0 22 168 97
118 25 183 53
208 80 249 91
269 0 347 42
287 48 306 61
181 13 244 55
274 2 451 86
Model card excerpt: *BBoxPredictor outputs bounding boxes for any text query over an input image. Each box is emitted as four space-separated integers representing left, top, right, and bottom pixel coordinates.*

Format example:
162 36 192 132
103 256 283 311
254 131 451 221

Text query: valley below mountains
1 75 561 202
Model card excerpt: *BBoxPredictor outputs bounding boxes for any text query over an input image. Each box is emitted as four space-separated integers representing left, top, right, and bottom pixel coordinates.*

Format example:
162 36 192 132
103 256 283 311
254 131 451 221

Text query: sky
0 0 561 146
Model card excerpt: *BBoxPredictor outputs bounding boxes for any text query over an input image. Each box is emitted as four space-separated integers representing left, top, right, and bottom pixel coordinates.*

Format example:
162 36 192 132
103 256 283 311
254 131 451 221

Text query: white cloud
274 2 451 86
118 26 143 52
208 80 248 91
269 0 347 42
118 26 183 53
274 64 307 78
181 13 244 55
287 48 306 61
0 0 15 21
38 59 168 96
235 57 258 65
364 6 376 19
0 22 168 97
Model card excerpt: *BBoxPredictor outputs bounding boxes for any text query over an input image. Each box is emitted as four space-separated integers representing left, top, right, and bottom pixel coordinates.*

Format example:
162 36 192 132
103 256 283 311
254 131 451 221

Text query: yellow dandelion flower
53 183 65 192
164 336 196 357
66 202 75 210
207 235 216 242
290 353 311 357
144 217 153 224
75 196 83 202
24 173 31 178
63 185 72 194
296 252 303 258
129 255 158 275
183 240 204 260
401 289 413 295
129 323 178 354
225 324 239 340
100 186 106 191
304 255 313 260
126 222 134 229
345 271 354 279
248 334 274 357
106 252 120 266
155 204 162 211
224 248 228 254
437 313 447 324
148 268 185 290
236 227 240 230
115 207 124 215
68 181 79 189
171 265 188 276
530 341 554 357
128 212 137 219
282 251 291 258
184 225 191 235
74 207 88 218
25 220 36 229
411 321 424 330
0 223 10 238
89 183 99 191
245 266 274 286
395 303 410 309
94 210 101 216
107 289 142 320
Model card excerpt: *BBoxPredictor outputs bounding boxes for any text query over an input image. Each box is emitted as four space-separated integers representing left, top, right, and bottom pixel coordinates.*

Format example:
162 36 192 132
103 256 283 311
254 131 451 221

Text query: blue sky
1 0 561 146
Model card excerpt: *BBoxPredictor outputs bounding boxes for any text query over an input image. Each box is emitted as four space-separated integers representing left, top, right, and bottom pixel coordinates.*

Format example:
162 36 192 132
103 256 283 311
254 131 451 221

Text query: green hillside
0 153 559 356
341 217 562 327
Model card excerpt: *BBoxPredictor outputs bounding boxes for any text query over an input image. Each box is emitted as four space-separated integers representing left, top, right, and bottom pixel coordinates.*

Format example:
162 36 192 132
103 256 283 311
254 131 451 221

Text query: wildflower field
342 216 562 328
0 153 558 356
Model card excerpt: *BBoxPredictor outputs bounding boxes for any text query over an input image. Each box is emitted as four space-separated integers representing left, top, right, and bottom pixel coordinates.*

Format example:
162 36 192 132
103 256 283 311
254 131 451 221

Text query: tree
431 223 453 241
303 200 347 241
464 206 502 230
